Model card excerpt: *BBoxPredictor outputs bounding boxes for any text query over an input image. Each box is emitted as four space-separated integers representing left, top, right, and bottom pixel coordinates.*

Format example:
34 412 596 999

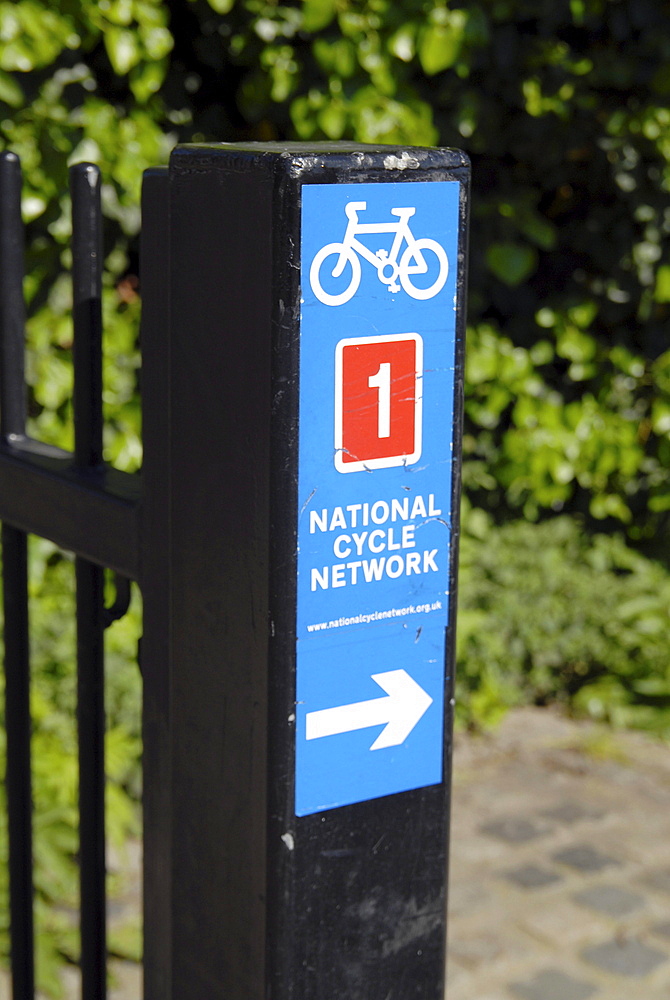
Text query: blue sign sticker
296 180 460 816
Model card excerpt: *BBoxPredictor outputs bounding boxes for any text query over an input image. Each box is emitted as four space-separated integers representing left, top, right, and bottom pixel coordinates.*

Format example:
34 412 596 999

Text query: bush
457 508 670 735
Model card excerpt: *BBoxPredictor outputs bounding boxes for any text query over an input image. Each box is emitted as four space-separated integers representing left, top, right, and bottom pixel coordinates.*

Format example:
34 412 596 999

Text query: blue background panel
296 180 460 816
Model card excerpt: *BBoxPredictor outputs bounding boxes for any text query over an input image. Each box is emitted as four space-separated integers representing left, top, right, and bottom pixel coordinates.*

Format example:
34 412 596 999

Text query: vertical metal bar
0 149 35 1000
74 557 106 1000
2 525 32 1000
71 163 103 469
0 151 27 437
70 163 107 1000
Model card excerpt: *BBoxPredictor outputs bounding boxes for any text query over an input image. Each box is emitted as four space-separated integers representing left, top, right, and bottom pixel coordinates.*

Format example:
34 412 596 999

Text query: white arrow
305 669 433 751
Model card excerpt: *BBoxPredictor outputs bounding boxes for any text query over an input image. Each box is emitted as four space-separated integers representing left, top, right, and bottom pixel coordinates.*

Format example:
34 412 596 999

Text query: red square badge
334 333 423 473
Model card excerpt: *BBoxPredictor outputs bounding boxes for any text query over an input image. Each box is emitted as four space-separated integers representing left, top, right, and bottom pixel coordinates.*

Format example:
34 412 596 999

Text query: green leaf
0 1 72 71
589 493 632 522
318 101 346 139
102 0 134 27
516 209 557 250
349 88 438 145
419 12 467 76
291 94 318 139
568 300 598 328
141 25 173 61
104 27 141 76
388 24 416 63
654 264 670 303
129 59 167 102
556 325 596 363
204 0 235 12
651 400 670 435
486 242 538 286
529 340 554 365
649 493 670 512
570 0 586 25
313 37 355 77
0 69 22 106
302 0 336 33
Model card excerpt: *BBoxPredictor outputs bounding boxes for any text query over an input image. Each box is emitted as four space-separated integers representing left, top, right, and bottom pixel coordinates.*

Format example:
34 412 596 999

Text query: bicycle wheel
310 243 361 306
399 239 449 300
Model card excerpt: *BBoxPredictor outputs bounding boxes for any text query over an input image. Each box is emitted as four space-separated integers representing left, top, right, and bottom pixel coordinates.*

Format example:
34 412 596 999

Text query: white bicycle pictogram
309 201 449 306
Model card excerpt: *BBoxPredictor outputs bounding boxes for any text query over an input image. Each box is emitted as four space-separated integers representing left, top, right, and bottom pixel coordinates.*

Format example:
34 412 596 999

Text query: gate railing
0 150 141 999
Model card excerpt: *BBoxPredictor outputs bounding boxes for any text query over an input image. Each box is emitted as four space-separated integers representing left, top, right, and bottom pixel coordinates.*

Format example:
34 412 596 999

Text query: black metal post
140 142 469 999
0 149 35 1000
70 162 107 1000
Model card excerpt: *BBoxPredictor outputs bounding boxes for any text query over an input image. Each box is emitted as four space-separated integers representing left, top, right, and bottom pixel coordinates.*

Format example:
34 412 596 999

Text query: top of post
169 141 470 181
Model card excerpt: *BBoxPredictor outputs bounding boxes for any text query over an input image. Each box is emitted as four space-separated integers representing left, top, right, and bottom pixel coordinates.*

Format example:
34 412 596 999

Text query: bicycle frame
333 202 419 278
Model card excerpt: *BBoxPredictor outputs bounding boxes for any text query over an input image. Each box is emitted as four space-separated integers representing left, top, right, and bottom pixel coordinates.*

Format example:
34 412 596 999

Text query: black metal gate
0 151 141 998
0 143 469 1000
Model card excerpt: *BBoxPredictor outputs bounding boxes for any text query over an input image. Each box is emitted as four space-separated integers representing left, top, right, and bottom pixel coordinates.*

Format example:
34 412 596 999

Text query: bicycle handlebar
344 202 417 226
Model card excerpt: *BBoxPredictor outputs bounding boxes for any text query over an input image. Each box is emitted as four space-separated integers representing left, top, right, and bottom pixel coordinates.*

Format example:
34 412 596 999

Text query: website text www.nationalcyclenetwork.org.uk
305 599 443 633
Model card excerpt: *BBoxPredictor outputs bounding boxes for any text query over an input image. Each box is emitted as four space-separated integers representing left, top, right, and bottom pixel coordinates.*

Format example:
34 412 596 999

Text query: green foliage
0 0 170 470
1 0 668 532
457 508 670 735
464 323 670 529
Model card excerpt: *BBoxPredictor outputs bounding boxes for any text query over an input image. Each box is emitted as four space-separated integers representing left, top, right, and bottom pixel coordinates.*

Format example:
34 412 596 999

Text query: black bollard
140 142 470 1000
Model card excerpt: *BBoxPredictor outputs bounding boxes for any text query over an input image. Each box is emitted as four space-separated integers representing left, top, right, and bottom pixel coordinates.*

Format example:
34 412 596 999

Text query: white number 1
368 362 391 439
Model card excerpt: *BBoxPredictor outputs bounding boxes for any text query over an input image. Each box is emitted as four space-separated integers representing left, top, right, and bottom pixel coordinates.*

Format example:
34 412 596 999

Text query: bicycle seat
345 201 367 219
391 207 416 218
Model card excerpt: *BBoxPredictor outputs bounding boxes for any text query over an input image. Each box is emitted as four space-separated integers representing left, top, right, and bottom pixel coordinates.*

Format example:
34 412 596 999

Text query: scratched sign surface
296 180 460 816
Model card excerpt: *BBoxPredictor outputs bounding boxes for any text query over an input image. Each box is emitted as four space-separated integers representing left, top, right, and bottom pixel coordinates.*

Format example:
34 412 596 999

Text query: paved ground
448 706 670 1000
2 704 669 998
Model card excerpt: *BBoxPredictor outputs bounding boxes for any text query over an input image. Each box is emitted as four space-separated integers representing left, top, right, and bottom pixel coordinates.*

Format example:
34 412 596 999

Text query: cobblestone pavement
448 706 670 1000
